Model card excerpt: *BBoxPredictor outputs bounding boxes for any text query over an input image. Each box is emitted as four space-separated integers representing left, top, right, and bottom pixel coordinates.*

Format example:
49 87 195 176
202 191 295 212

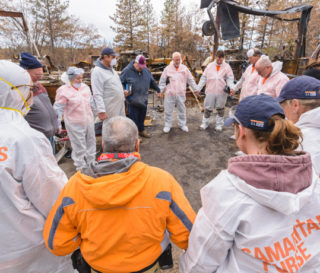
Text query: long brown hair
235 114 302 155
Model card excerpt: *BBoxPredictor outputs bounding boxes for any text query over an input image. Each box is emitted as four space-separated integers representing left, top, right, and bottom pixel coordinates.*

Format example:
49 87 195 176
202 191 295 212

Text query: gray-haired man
44 116 196 273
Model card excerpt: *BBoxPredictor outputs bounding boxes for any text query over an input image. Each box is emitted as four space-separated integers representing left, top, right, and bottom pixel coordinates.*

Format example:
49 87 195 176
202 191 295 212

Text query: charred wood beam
0 10 29 32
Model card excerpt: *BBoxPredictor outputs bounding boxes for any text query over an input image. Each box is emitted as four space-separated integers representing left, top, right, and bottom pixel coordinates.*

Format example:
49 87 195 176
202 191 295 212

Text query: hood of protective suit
296 106 320 129
270 61 283 77
60 72 70 85
94 58 112 71
77 159 148 208
127 60 143 72
0 60 31 115
228 152 314 215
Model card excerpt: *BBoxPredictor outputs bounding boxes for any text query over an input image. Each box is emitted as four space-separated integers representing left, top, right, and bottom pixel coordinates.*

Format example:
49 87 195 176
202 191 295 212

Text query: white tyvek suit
233 64 261 101
0 61 73 272
159 63 198 128
257 61 289 98
91 60 125 121
197 61 234 129
296 107 320 176
180 153 320 272
54 82 96 170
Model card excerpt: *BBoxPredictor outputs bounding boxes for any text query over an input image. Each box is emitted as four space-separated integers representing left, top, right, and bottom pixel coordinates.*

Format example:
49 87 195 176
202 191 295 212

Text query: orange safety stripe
262 77 267 85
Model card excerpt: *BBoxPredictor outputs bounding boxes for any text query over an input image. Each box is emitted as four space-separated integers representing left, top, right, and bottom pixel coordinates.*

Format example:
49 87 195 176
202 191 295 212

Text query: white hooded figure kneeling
180 94 320 273
0 61 73 273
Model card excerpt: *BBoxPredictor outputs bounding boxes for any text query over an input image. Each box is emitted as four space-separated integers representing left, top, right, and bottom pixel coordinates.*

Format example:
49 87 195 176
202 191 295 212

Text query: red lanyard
98 152 141 162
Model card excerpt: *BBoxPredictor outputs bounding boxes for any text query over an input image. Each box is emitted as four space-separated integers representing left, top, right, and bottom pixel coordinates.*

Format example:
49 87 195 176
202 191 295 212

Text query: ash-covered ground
59 96 238 272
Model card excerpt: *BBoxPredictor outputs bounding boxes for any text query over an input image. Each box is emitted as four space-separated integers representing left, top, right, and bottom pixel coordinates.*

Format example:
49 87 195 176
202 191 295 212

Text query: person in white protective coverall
54 67 96 170
230 48 262 100
180 94 320 273
159 52 199 133
91 47 126 125
0 60 73 272
278 75 320 176
197 50 235 131
255 55 289 97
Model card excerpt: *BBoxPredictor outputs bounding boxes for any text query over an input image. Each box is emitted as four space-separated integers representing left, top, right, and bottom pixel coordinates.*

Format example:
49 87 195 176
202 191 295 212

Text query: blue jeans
48 136 55 154
127 104 147 132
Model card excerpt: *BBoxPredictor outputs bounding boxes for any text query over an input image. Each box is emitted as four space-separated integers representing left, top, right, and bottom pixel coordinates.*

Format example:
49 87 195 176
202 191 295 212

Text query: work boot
215 125 223 131
163 127 170 133
200 116 210 130
139 130 151 138
215 116 224 131
180 125 189 132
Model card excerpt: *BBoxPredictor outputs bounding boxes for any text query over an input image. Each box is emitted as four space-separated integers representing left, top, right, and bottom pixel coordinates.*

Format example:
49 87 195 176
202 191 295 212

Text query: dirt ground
59 97 237 273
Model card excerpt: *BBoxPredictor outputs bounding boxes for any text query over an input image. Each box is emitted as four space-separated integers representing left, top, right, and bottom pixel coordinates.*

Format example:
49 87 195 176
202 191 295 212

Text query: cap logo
305 90 317 97
250 119 265 128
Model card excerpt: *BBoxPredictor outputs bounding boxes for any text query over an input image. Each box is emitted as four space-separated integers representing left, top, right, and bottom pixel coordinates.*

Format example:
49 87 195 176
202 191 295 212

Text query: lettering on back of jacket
241 214 320 272
0 147 8 161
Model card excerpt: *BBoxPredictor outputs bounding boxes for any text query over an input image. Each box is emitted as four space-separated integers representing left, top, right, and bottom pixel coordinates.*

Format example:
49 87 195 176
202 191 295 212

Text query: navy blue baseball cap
19 52 42 70
101 47 118 56
277 75 320 103
225 94 284 131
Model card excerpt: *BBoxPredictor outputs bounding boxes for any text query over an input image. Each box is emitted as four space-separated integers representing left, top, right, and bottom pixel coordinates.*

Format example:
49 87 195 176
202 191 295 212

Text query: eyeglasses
12 84 37 91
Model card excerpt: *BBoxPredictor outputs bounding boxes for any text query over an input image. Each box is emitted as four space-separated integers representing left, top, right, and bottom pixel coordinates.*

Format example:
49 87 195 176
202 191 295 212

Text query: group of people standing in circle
49 46 320 272
1 45 320 272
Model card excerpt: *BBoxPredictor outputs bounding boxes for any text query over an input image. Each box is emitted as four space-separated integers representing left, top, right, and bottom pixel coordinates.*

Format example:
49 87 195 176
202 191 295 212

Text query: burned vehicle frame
201 0 313 59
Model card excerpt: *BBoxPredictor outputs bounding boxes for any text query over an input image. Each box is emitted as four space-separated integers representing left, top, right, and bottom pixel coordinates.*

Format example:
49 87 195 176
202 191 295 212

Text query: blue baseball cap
101 47 118 56
277 75 320 103
19 52 42 70
225 94 284 131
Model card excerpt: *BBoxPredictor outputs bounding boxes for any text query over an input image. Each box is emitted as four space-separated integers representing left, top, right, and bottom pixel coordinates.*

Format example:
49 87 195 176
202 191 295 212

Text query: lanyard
98 152 141 162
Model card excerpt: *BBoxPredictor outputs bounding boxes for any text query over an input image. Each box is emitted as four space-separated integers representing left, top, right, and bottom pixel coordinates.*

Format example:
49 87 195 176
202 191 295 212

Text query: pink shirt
55 83 93 125
159 63 198 97
234 64 261 100
198 61 234 95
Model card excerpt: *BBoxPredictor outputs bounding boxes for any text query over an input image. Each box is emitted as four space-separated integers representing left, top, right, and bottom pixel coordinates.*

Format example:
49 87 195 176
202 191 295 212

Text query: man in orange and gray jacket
43 116 196 273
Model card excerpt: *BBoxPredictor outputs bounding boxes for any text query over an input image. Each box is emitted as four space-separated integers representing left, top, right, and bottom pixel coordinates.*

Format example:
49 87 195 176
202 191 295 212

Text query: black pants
128 104 147 132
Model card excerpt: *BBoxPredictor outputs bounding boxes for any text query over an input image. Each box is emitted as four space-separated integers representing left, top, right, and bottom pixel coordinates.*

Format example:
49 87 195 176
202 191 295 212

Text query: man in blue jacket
120 55 160 138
